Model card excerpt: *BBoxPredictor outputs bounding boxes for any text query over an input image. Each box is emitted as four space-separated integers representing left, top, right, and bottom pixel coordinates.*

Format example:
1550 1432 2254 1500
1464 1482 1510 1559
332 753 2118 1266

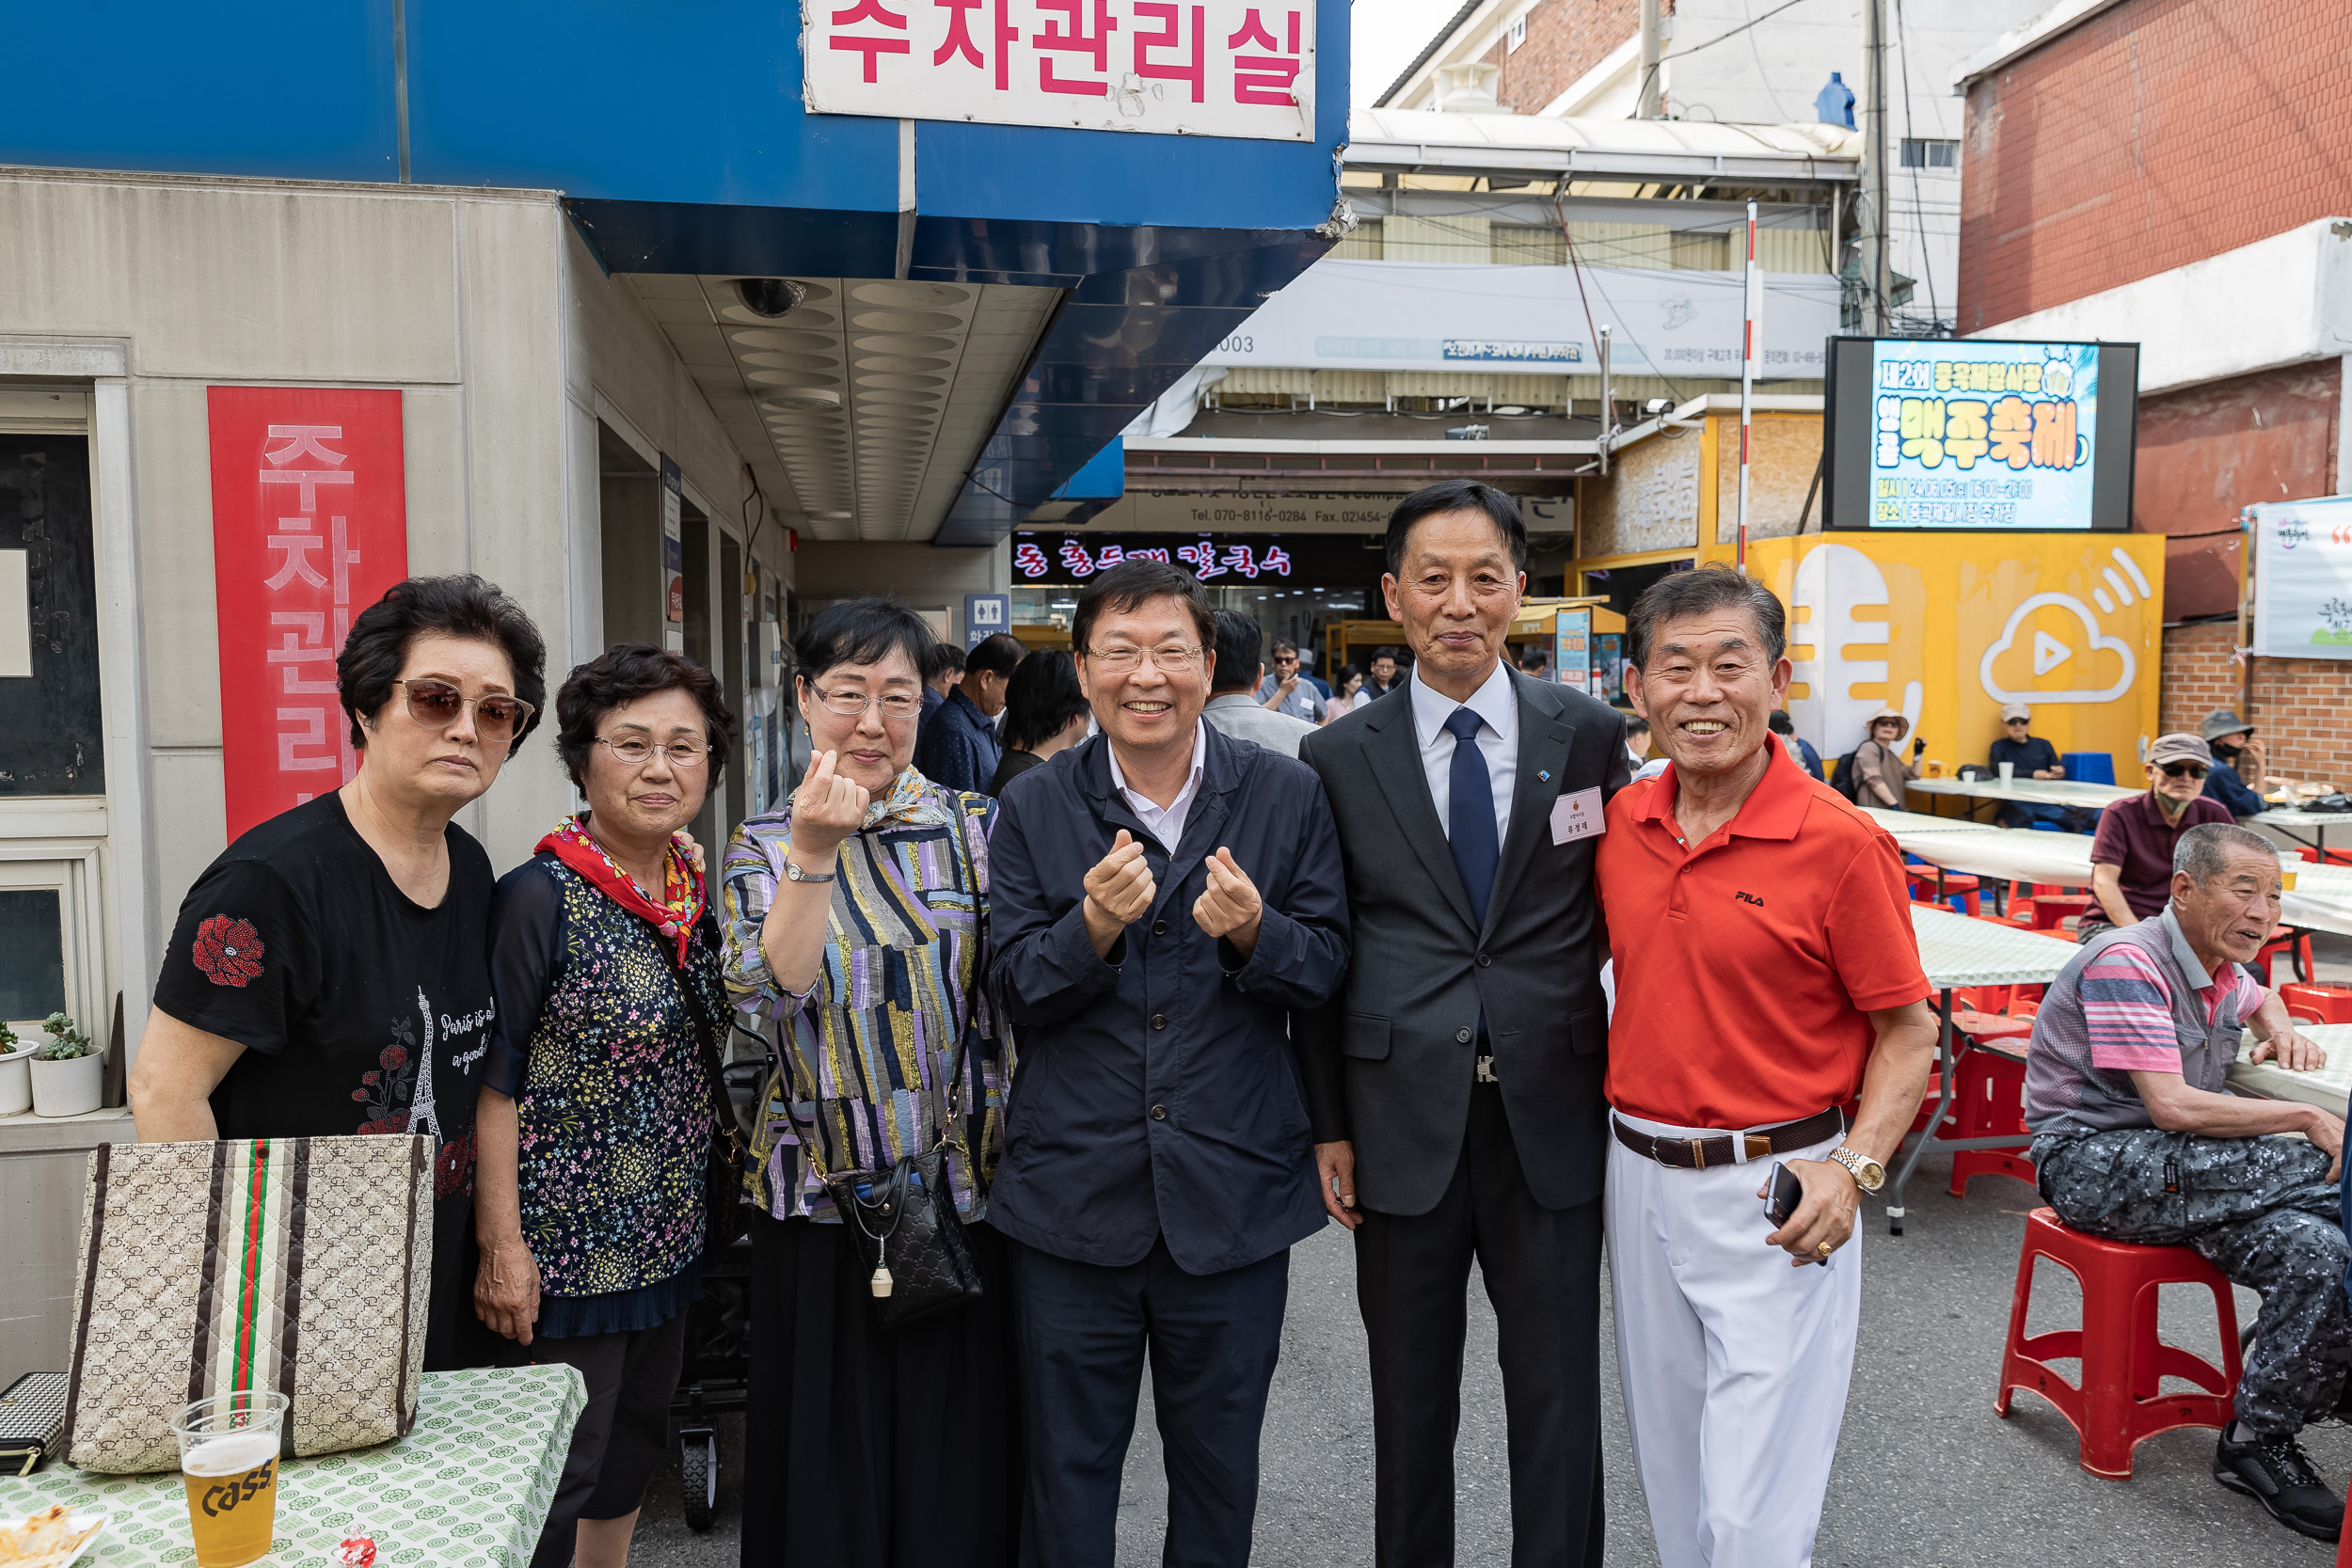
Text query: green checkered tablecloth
0 1366 585 1568
2232 1022 2352 1117
1910 904 2076 989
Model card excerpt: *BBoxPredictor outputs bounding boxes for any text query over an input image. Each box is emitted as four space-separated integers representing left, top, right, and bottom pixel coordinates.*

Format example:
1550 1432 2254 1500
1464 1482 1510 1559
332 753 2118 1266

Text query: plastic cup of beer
172 1390 288 1568
2284 870 2300 892
1998 761 2015 784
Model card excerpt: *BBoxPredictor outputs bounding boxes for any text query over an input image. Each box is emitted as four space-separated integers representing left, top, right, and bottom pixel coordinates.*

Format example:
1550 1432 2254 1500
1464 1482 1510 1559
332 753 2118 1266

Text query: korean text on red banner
206 388 410 840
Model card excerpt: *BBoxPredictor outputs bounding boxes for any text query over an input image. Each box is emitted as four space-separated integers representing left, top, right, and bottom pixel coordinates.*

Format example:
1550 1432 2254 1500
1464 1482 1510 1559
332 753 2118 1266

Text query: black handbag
673 941 747 1260
826 1141 986 1329
819 975 987 1329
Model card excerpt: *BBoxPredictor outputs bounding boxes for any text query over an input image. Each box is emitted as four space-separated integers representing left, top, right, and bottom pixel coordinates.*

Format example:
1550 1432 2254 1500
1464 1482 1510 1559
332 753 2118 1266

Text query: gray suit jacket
1297 671 1629 1216
1203 692 1318 759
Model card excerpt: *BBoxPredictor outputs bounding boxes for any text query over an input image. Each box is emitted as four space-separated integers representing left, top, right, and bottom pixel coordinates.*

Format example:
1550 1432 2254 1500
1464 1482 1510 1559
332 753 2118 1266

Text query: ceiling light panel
626 272 1061 546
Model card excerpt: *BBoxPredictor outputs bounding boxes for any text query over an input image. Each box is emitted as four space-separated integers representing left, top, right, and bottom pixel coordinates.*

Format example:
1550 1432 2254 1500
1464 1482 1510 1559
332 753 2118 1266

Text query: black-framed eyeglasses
2158 762 2210 780
596 736 708 768
397 678 534 741
809 684 923 721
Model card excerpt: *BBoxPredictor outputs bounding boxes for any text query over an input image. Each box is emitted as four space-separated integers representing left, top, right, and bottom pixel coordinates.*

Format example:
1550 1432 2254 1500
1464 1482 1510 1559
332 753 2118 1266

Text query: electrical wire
1892 0 1947 335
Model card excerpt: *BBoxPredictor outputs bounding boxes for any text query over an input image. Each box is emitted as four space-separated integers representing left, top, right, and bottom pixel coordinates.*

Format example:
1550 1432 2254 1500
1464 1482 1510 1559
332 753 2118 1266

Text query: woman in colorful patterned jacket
721 597 1016 1568
472 644 734 1568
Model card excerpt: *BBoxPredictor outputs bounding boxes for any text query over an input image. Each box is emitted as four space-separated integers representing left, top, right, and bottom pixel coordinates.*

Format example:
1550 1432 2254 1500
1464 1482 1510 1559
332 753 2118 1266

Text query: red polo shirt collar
1631 733 1813 845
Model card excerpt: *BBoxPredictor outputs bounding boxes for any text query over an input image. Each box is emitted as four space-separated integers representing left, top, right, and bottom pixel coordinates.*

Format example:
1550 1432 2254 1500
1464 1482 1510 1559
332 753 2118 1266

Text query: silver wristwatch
783 855 836 885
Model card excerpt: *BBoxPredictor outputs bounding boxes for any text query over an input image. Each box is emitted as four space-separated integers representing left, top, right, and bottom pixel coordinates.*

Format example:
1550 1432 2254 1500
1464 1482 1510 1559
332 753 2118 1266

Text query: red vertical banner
206 388 410 842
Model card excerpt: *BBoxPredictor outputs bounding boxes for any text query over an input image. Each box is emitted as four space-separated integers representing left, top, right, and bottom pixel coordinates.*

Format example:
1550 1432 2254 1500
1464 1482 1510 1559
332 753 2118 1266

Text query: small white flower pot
30 1051 103 1117
0 1042 32 1117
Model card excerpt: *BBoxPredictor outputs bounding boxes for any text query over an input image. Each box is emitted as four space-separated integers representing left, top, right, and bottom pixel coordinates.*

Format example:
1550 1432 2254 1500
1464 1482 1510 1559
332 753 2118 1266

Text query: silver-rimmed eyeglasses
596 736 709 768
1085 643 1204 673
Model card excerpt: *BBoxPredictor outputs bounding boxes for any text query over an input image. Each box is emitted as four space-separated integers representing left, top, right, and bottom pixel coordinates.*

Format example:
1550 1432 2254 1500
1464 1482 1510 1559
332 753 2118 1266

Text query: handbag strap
664 923 736 1149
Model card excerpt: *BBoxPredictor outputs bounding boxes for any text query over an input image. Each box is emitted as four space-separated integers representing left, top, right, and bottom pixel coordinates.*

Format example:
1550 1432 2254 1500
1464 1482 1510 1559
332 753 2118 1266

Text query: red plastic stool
1996 1207 2242 1478
1908 866 1981 916
1948 1043 2035 1196
2031 894 2090 929
2258 930 2315 985
2280 983 2352 1025
2297 847 2352 866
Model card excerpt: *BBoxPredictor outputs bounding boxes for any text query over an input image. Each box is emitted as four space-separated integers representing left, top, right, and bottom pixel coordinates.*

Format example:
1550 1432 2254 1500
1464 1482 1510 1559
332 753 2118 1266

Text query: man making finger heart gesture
988 559 1351 1568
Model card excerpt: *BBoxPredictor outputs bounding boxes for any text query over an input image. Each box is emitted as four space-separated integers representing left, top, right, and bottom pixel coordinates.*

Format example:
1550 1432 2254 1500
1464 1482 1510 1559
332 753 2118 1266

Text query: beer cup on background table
172 1390 287 1568
1998 762 2014 784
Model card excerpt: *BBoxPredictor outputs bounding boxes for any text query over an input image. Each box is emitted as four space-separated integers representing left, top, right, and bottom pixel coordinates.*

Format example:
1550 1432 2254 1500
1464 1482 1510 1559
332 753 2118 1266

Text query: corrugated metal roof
1344 110 1860 183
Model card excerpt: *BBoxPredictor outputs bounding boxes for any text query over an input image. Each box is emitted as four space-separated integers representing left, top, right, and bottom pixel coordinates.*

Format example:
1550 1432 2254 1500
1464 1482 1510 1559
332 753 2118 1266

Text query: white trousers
1605 1111 1861 1568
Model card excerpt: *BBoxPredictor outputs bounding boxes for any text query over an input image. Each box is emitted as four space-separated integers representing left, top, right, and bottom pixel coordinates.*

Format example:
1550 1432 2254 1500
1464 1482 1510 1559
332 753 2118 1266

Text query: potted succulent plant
0 1022 31 1117
29 1011 102 1118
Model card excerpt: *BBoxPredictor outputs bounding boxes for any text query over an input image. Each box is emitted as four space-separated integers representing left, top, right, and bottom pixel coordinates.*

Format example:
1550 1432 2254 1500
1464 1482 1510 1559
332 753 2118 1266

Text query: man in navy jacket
989 558 1350 1568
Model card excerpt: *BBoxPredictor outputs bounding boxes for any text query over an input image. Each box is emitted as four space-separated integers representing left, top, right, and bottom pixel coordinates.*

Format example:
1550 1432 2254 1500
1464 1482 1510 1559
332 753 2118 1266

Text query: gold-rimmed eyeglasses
1084 643 1204 673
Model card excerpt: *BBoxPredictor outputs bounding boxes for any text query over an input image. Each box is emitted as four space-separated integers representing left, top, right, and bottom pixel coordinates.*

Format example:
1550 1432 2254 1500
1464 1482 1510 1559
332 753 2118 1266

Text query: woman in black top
129 575 548 1371
986 648 1089 795
472 645 734 1568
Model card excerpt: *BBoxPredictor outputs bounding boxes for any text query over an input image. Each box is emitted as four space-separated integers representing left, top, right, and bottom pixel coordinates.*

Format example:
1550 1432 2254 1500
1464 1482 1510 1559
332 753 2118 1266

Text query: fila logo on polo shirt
1735 891 1765 907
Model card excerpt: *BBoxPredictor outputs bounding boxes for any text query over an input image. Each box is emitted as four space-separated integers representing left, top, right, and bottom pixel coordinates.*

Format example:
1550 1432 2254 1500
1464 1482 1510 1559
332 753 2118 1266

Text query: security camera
735 278 806 318
1645 398 1672 415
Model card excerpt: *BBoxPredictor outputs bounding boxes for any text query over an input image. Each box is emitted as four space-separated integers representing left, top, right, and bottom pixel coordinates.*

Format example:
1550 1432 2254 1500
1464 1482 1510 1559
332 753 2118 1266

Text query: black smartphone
1763 1162 1803 1228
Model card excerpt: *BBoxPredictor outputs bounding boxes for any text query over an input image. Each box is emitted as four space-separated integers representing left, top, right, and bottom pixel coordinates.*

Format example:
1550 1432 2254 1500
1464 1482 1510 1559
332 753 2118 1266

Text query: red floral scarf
535 814 705 966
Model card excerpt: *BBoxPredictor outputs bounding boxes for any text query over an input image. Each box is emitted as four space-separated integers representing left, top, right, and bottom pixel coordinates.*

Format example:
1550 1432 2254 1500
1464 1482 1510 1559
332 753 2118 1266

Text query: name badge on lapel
1549 787 1605 846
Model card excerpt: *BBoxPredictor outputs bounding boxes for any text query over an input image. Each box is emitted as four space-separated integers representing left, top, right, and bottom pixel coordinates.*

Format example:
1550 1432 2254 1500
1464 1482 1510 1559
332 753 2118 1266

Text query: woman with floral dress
723 596 1018 1568
472 644 734 1568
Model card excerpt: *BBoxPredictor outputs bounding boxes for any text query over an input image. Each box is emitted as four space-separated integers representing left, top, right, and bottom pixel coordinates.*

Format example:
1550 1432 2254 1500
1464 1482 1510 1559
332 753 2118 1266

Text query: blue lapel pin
1538 769 1551 783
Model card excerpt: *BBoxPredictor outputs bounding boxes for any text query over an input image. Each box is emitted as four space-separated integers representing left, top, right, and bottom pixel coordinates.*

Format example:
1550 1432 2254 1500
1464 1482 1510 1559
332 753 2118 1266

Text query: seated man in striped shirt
2026 821 2348 1544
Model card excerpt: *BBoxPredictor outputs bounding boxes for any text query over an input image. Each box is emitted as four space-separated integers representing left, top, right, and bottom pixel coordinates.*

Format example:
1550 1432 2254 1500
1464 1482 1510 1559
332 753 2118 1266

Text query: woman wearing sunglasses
471 643 734 1568
130 575 546 1371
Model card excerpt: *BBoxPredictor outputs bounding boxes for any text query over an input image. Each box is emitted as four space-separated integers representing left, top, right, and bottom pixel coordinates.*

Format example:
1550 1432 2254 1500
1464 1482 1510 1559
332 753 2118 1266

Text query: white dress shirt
1107 721 1209 851
1408 660 1518 846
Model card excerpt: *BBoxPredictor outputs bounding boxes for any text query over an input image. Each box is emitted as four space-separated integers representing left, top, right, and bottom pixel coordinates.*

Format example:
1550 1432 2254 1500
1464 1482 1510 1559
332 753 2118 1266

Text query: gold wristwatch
1827 1146 1885 1193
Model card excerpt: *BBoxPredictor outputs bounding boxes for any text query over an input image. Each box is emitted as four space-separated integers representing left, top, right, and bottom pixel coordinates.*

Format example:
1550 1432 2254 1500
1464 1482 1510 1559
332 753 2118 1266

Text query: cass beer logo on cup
1765 534 2163 780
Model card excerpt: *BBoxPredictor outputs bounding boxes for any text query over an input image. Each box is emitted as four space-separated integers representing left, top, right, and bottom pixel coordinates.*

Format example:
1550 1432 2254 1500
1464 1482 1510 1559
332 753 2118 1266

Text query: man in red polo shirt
1597 565 1938 1568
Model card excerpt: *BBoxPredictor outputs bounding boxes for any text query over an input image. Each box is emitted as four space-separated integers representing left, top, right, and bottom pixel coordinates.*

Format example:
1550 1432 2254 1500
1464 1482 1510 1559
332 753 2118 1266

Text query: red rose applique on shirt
192 915 266 988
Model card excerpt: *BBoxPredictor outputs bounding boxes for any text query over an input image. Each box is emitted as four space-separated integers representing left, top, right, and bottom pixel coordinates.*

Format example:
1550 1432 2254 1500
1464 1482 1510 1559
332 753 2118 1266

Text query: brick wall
2135 358 2341 618
2162 617 2352 784
1957 0 2352 329
1491 0 1643 114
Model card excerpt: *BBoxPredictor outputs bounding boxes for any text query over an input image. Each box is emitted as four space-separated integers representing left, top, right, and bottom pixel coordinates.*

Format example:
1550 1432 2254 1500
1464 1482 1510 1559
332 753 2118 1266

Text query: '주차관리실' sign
207 388 410 841
804 0 1314 139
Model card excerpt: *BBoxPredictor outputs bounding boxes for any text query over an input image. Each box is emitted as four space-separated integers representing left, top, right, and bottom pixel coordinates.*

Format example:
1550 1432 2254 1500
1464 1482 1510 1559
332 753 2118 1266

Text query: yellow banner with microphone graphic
1746 533 2167 781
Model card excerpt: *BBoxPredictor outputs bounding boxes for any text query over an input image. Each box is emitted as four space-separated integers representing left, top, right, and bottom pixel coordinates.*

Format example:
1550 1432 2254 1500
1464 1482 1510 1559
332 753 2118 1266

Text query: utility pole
1597 325 1613 476
1638 0 1663 119
1858 0 1891 331
1737 200 1759 570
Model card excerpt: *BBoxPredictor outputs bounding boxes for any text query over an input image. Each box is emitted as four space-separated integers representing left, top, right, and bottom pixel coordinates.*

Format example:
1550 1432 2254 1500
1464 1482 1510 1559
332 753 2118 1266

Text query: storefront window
0 435 103 797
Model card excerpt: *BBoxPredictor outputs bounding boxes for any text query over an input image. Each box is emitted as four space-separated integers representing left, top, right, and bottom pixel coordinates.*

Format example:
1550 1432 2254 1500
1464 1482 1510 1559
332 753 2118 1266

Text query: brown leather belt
1612 1107 1845 1171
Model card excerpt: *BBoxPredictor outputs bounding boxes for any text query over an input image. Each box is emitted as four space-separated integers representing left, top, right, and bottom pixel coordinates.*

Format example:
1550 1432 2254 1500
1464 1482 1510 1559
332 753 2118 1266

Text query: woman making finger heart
718 598 1018 1568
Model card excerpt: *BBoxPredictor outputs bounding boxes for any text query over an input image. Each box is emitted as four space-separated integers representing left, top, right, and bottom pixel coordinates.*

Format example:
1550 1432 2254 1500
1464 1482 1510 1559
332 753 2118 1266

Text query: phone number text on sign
804 0 1314 139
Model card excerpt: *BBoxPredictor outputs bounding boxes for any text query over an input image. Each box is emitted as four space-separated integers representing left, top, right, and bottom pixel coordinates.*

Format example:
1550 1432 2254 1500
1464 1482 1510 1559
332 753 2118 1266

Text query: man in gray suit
1299 479 1629 1567
1204 610 1318 759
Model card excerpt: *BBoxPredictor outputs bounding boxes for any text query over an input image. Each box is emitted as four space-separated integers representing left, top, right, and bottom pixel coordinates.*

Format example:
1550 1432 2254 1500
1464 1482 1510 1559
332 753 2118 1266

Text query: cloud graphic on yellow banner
1979 593 2137 704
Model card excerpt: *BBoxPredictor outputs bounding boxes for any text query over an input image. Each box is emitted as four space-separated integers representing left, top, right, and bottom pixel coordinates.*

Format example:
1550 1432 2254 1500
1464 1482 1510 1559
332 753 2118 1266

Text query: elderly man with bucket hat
2082 732 2233 942
1844 707 1923 808
2201 708 2272 819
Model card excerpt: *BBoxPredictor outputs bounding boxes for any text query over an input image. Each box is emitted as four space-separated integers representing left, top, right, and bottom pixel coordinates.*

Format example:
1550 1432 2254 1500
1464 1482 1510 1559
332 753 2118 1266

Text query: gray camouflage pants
2032 1129 2352 1434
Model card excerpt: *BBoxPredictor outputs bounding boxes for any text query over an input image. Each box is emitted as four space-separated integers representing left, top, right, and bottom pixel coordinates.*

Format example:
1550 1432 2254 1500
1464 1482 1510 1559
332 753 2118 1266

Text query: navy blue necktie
1444 706 1499 927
